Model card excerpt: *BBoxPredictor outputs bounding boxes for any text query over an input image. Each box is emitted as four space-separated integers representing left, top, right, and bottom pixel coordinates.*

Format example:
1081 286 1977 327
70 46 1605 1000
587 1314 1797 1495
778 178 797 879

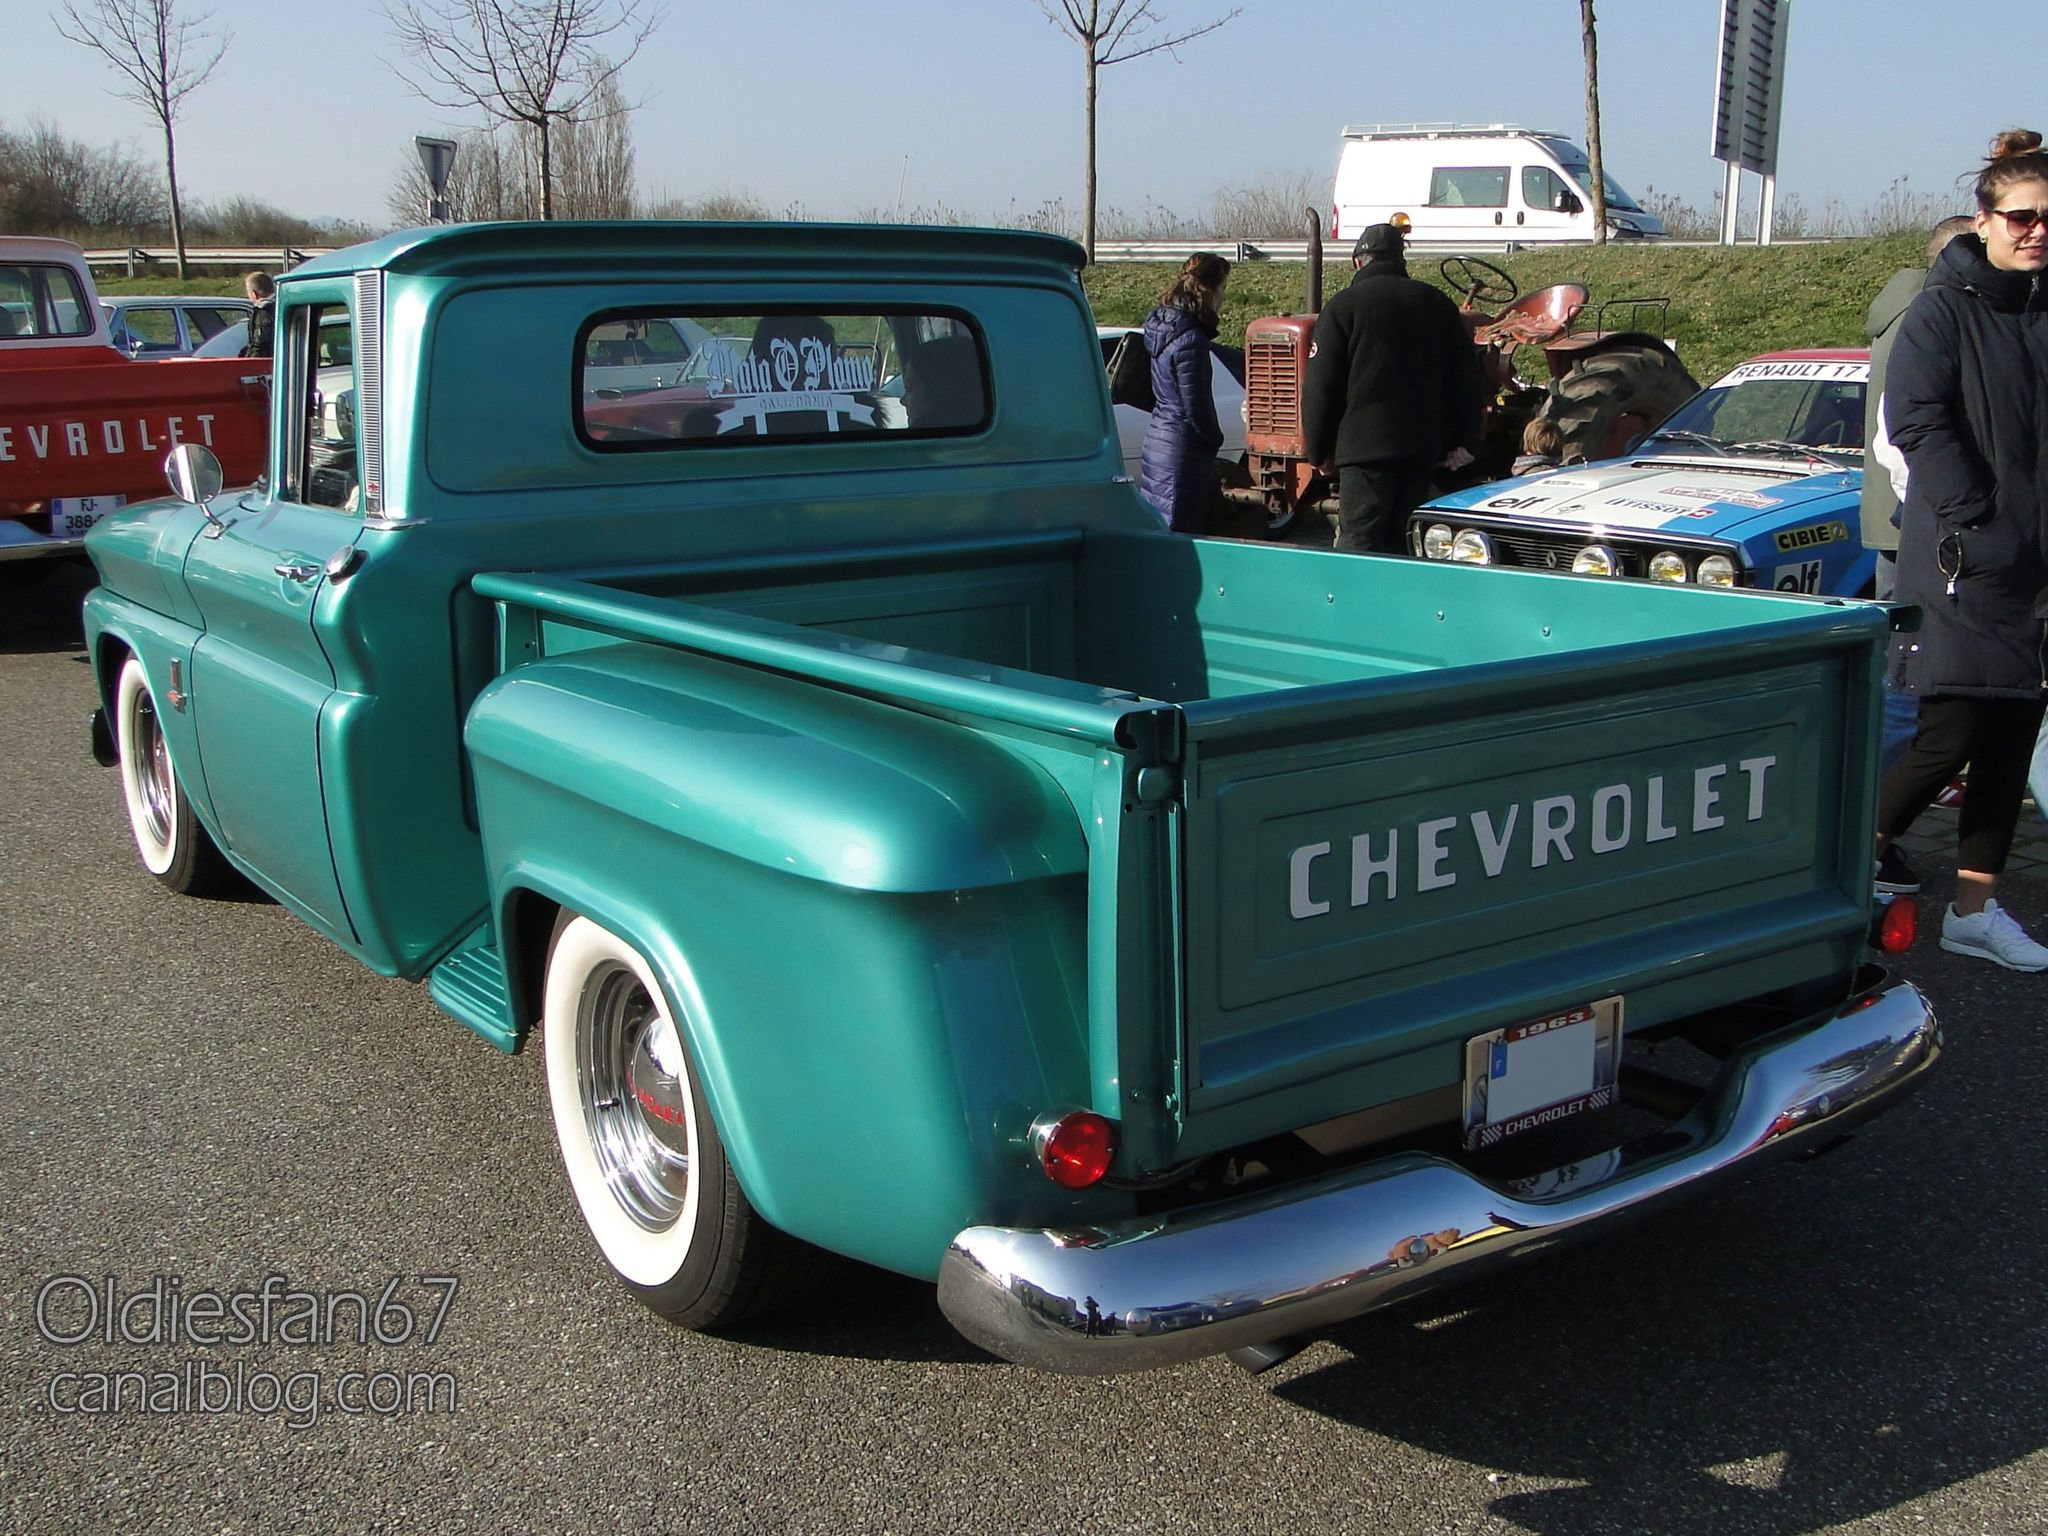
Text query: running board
427 941 519 1053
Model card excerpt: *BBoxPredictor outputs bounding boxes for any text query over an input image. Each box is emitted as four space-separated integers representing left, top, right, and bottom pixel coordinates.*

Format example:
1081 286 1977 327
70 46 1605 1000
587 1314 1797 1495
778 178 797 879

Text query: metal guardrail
80 245 335 275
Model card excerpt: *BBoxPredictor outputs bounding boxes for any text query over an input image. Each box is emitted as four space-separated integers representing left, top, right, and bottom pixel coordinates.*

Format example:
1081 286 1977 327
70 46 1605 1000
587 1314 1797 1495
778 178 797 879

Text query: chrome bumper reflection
938 980 1938 1375
0 520 82 562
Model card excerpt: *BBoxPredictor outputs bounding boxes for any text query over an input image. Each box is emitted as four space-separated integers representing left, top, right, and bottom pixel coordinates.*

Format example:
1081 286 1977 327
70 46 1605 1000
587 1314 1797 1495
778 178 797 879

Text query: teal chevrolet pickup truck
82 222 1937 1375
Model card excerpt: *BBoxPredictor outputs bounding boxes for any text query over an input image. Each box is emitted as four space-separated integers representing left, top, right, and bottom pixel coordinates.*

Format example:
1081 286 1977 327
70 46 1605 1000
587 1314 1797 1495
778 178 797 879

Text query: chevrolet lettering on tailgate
1287 753 1777 918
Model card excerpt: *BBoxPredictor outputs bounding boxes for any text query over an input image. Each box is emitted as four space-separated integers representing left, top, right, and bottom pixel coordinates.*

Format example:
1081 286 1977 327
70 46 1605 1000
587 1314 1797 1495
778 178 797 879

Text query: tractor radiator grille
1247 339 1300 435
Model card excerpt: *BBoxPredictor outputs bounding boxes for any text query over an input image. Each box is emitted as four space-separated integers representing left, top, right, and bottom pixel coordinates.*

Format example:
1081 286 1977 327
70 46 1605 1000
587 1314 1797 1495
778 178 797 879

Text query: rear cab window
574 308 988 450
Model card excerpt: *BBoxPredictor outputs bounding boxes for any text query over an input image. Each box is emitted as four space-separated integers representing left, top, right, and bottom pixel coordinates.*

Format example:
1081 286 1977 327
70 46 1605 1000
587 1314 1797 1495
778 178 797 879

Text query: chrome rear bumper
938 979 1938 1375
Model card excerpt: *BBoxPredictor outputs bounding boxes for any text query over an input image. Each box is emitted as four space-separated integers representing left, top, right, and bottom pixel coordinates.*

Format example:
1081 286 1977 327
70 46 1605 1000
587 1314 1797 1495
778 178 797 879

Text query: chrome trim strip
938 980 1937 1375
353 270 384 516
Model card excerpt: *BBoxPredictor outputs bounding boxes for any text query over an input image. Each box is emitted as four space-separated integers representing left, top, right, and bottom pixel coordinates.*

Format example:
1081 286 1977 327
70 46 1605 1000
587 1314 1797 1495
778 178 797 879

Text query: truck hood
1425 455 1862 543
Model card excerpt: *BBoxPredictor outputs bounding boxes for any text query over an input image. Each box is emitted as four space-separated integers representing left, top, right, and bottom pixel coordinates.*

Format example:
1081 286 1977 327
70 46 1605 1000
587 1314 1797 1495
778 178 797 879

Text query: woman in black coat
1876 129 2048 971
1138 254 1230 534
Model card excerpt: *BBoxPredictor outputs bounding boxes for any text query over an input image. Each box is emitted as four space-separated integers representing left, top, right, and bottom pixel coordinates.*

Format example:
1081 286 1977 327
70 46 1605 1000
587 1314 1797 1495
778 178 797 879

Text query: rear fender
465 647 1103 1274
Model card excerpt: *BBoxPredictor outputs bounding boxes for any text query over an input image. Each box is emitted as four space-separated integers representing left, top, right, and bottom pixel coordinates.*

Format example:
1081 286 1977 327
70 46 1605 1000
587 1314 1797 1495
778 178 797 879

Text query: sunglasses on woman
1990 205 2048 234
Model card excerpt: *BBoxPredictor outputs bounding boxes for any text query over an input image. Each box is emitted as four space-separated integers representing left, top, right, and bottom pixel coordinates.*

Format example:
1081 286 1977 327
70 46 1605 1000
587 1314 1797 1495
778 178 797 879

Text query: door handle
274 561 322 583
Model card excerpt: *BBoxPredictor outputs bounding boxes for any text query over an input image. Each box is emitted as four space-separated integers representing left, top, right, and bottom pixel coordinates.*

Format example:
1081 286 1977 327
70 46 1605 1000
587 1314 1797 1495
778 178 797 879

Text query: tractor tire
1545 341 1700 464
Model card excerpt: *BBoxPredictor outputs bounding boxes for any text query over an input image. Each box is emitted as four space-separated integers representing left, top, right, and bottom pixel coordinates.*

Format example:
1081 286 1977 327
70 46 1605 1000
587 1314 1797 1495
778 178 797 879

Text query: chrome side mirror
164 443 229 535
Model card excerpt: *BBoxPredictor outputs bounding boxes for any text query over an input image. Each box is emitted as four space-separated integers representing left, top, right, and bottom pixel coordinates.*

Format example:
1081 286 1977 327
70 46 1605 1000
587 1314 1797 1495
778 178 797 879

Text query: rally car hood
1426 454 1861 542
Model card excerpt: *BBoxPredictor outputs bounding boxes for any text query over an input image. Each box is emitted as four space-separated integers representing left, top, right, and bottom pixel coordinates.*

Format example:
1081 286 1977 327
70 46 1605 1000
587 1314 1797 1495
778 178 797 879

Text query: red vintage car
1 237 268 562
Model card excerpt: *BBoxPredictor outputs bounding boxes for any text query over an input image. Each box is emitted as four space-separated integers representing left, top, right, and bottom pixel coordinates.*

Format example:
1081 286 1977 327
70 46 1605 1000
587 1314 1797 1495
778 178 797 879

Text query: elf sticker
1773 559 1822 593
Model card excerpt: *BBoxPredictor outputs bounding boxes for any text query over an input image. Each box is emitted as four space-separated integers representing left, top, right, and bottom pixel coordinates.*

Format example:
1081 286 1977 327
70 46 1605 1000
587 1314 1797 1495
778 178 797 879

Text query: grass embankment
1084 233 1926 384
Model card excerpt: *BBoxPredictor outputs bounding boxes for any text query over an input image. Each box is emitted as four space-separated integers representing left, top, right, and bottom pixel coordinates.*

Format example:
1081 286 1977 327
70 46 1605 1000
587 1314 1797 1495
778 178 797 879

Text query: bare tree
52 0 229 277
552 72 636 218
1580 0 1608 244
383 0 664 220
1033 0 1238 263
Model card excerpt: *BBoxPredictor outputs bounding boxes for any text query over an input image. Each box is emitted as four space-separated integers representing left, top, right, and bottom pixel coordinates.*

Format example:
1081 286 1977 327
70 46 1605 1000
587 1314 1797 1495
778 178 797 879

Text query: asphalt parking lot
5 562 2047 1536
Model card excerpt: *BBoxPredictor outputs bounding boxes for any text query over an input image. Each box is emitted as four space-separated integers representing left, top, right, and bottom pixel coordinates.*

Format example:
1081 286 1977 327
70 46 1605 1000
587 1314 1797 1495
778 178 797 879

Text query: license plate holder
1462 997 1623 1149
50 495 124 539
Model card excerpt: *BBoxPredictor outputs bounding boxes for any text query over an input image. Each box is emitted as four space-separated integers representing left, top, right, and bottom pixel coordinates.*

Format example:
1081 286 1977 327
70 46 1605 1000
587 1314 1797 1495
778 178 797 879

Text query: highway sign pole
1711 0 1791 245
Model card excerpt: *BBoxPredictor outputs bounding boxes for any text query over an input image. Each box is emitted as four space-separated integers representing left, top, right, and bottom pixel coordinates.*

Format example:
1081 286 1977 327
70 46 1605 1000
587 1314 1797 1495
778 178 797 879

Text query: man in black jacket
240 271 275 359
1302 223 1485 554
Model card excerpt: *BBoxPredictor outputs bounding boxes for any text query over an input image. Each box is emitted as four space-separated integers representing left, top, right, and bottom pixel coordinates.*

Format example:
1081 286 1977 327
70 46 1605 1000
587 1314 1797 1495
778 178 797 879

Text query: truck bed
473 528 1888 1173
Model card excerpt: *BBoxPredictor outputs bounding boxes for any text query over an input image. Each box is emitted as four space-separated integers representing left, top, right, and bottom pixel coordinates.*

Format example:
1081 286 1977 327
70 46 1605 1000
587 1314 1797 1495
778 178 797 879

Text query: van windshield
1548 147 1642 211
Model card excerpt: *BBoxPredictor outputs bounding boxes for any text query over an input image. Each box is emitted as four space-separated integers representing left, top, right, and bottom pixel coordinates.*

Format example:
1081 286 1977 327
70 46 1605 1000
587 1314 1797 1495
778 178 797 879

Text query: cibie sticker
1716 359 1870 385
1773 521 1848 552
1773 559 1823 594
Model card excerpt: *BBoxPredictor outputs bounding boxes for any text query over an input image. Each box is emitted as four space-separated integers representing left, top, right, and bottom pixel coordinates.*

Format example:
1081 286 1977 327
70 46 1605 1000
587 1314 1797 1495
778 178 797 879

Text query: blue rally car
1408 349 1874 596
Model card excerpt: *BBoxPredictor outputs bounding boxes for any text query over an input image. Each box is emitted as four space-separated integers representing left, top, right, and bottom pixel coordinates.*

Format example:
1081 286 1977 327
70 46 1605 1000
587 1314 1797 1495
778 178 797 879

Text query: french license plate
1462 997 1623 1149
50 496 124 539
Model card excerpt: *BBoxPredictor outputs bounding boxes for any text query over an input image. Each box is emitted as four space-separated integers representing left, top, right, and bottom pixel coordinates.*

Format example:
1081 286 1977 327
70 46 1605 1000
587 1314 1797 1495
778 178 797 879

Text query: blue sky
4 0 2016 230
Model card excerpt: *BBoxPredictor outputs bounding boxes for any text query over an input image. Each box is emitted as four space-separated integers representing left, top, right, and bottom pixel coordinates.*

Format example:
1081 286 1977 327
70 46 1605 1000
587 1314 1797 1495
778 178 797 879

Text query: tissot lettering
1284 753 1780 918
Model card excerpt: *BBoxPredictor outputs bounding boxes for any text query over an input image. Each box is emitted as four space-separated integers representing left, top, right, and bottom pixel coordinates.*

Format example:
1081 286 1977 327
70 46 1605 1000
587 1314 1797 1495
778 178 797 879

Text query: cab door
1517 163 1586 241
183 295 361 941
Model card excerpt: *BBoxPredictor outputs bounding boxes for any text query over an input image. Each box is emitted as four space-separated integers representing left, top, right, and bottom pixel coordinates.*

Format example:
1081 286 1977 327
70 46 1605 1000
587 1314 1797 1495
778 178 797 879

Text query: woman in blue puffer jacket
1139 253 1230 533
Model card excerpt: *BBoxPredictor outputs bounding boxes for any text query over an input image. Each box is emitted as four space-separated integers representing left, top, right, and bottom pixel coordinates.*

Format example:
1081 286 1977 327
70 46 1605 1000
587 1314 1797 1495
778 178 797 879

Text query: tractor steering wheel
1441 256 1518 309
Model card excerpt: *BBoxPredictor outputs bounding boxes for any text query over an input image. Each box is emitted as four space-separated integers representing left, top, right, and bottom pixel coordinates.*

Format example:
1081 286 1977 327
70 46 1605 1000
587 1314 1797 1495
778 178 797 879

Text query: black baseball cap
1352 223 1407 259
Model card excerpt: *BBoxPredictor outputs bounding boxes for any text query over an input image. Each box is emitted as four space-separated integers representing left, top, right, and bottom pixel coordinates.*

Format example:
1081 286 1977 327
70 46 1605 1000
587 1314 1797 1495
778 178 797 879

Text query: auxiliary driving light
1449 529 1493 565
1035 1111 1117 1188
1571 544 1619 577
1422 523 1456 560
1648 550 1689 583
1696 554 1738 587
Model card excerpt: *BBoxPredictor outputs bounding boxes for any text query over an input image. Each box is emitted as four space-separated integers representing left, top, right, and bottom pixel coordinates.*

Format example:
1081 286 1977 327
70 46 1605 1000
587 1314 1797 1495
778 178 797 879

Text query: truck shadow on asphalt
1275 886 2048 1534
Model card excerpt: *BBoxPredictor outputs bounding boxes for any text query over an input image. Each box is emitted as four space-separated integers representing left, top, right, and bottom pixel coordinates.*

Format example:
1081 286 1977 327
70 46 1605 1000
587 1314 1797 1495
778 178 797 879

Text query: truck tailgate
1173 611 1882 1157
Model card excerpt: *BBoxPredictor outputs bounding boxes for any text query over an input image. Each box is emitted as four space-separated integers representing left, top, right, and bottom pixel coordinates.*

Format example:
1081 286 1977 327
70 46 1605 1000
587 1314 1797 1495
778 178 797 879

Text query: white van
1331 123 1665 244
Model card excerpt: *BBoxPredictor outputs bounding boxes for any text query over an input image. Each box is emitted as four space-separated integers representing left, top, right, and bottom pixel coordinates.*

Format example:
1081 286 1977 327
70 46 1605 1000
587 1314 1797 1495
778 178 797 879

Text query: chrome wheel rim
578 961 693 1231
133 690 175 848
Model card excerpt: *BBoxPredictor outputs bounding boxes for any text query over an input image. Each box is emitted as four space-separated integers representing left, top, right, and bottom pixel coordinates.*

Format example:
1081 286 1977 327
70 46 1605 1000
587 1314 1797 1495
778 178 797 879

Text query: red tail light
1878 896 1918 955
1036 1111 1116 1188
1329 204 1339 240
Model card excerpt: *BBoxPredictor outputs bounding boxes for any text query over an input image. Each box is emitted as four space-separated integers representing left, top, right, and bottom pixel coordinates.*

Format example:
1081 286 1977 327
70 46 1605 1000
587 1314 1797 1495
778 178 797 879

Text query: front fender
82 586 220 832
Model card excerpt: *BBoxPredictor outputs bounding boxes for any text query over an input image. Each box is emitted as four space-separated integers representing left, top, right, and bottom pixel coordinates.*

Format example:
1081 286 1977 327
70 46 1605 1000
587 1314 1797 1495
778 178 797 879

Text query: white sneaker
1940 900 2048 972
